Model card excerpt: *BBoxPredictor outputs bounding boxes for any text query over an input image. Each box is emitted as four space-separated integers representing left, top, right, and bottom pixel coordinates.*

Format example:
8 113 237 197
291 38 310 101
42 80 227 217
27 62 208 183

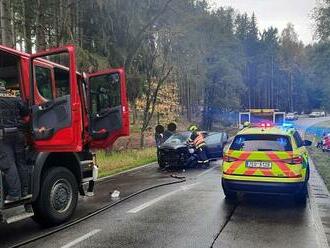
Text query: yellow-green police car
221 123 312 203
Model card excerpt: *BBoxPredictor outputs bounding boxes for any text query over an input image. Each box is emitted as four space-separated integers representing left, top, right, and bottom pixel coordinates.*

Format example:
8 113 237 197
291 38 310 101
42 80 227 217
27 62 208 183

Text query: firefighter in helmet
187 125 209 168
0 80 29 203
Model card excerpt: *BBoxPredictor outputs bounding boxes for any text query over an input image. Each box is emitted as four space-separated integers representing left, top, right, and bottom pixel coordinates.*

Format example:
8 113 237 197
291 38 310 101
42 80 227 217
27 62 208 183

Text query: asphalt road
1 117 330 248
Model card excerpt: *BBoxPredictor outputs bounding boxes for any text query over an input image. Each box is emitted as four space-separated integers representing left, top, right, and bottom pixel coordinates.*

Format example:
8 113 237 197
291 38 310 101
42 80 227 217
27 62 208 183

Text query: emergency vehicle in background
321 134 330 152
222 123 312 204
0 45 129 225
239 109 286 128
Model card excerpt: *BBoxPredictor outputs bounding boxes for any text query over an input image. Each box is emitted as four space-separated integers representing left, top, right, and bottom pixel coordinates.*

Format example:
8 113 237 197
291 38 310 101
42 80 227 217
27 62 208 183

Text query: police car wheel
32 167 78 226
224 191 237 201
294 192 307 205
222 185 238 201
294 185 307 205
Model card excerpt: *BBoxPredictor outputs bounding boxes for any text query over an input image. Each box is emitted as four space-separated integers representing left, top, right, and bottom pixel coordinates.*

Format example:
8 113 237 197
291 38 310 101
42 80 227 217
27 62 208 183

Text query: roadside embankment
97 147 157 178
306 120 330 191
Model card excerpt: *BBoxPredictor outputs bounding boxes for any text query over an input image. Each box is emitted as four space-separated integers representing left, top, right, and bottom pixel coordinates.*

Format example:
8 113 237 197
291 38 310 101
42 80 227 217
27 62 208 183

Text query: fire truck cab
239 109 286 128
0 45 129 225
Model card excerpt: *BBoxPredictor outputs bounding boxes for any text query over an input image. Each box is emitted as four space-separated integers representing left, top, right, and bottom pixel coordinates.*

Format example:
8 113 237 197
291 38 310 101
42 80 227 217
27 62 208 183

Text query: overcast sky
208 0 319 44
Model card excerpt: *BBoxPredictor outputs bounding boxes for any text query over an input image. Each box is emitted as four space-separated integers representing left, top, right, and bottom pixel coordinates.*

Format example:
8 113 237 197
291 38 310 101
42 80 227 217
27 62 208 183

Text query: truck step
5 212 34 224
1 205 34 224
3 194 32 209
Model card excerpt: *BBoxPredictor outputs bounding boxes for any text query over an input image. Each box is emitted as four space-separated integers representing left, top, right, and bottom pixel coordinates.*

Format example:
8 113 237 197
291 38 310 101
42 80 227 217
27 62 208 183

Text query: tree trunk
22 0 32 52
132 102 138 125
10 1 15 47
140 130 145 148
0 0 13 47
35 0 46 51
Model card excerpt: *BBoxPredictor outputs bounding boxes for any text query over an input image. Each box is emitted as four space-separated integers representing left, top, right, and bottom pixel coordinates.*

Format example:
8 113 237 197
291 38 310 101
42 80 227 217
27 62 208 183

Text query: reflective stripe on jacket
189 131 206 149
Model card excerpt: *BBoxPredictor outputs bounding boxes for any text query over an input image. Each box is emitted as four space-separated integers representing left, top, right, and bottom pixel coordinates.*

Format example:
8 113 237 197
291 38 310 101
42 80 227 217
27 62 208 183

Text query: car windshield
163 132 191 145
230 134 292 151
205 133 222 144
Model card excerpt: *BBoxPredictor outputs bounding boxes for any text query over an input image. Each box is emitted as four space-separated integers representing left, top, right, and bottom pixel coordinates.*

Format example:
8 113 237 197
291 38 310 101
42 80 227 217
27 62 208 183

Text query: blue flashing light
282 123 293 128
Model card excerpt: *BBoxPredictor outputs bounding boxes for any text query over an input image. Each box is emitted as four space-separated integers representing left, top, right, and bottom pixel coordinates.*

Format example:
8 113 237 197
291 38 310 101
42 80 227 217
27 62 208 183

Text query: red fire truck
239 109 286 128
0 45 129 225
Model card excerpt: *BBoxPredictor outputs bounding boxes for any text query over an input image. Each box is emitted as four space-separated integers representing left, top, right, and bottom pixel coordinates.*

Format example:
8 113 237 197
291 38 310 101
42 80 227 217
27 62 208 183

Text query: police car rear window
230 134 292 151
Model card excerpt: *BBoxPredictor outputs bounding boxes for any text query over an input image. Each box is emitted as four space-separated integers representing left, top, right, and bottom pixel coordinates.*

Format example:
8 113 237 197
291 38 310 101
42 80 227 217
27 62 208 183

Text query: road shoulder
308 158 330 247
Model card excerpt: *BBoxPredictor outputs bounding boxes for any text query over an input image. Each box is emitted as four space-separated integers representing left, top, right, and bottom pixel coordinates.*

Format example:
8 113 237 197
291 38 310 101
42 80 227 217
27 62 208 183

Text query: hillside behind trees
1 0 330 134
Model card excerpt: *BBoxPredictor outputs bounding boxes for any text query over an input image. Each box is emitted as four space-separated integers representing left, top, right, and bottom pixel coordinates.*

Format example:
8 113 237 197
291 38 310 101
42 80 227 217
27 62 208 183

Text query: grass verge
97 147 157 178
306 120 330 191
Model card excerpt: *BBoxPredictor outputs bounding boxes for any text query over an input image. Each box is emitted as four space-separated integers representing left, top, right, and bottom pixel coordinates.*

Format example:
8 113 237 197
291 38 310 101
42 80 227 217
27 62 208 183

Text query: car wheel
32 167 78 226
306 167 310 182
158 159 166 169
294 184 307 206
222 179 238 202
223 189 238 202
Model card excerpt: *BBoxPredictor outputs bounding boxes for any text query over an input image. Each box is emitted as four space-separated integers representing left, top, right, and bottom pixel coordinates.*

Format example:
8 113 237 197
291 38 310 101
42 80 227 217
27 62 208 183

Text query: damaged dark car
157 131 228 168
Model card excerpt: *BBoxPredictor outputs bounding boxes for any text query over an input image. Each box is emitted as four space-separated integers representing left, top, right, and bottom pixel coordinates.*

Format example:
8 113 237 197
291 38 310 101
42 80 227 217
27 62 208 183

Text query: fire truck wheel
32 167 78 226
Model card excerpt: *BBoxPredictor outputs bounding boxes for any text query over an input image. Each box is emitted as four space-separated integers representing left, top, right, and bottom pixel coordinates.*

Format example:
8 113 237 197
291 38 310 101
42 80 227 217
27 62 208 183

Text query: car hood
159 143 187 150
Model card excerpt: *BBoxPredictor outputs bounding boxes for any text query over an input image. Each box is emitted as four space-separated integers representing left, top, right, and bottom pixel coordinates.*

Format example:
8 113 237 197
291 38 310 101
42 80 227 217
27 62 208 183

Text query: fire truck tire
32 167 78 226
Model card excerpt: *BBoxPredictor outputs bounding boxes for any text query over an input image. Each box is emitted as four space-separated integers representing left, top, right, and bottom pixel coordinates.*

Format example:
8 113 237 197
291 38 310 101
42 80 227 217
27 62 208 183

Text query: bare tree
0 0 13 47
139 30 173 147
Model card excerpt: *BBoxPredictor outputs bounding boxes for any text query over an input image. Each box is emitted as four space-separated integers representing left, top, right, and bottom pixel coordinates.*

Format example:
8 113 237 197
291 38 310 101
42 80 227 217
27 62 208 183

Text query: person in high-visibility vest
0 81 29 203
187 125 209 168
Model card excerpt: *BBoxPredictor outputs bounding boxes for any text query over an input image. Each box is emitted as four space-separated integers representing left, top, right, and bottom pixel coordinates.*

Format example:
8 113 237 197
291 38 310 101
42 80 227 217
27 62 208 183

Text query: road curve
1 117 330 248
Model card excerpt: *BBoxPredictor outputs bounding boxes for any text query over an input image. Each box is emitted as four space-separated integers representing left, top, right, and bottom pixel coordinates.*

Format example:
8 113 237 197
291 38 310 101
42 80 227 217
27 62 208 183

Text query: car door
293 131 308 160
31 46 83 152
205 133 223 159
274 112 285 125
87 68 129 149
239 112 250 128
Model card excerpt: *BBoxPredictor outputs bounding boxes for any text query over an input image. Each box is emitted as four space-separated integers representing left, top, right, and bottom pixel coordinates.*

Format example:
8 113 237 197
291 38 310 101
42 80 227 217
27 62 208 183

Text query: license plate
246 161 272 169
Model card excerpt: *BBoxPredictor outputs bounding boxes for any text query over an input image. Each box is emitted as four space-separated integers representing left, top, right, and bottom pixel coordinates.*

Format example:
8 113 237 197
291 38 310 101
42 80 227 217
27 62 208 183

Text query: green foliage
306 41 330 111
3 0 330 132
306 121 330 191
97 148 157 178
314 0 330 40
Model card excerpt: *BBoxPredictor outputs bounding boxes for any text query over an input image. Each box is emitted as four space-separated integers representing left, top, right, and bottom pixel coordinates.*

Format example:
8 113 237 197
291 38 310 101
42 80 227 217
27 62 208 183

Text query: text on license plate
246 161 272 169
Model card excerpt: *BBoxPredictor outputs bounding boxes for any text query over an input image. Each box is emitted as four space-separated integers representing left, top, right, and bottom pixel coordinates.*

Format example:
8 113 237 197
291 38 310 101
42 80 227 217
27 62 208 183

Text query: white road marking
127 183 199 214
61 229 101 248
196 165 218 178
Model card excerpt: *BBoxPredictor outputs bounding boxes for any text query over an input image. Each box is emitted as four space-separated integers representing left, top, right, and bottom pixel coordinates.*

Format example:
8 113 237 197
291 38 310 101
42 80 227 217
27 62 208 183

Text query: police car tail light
224 155 238 162
282 156 303 165
291 156 303 164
